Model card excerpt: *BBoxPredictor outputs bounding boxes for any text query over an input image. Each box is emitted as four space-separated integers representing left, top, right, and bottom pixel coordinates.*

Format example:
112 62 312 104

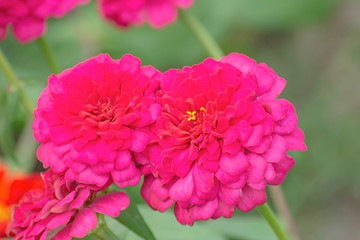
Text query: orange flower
0 162 43 238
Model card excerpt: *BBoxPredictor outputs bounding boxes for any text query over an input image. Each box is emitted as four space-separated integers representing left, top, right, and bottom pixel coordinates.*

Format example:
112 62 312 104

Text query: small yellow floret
186 111 197 121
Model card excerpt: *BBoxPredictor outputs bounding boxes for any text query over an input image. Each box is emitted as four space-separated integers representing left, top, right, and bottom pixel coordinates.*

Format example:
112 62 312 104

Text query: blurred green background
1 0 359 239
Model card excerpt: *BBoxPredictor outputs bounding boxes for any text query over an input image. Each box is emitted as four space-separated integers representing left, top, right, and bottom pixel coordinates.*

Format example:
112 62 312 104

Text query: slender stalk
98 223 119 240
92 231 106 240
36 36 60 74
0 48 34 115
92 215 120 240
179 10 224 60
256 203 289 240
269 186 301 240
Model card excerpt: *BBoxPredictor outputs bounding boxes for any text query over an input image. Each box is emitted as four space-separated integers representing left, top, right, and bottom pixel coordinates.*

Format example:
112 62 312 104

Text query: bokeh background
1 0 359 239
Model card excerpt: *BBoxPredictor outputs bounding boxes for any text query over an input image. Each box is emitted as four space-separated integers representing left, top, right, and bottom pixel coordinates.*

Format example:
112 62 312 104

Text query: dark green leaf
115 201 156 240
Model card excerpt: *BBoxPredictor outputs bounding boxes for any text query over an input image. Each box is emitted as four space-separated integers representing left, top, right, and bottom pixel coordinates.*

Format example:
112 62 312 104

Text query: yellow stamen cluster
186 111 196 121
186 107 206 121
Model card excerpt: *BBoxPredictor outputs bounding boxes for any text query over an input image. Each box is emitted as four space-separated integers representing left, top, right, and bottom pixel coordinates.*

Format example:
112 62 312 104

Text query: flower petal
169 168 194 202
69 208 97 238
111 163 141 188
13 17 45 43
219 152 248 176
53 225 72 240
77 168 109 187
89 192 130 217
263 135 288 163
174 203 194 226
247 154 266 183
283 128 307 151
236 185 267 212
193 163 215 193
114 150 132 171
130 130 149 152
270 155 295 185
189 198 218 221
47 211 74 229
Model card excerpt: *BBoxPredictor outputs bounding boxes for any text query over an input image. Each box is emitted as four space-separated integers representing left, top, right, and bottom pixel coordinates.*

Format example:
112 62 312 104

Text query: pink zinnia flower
0 0 89 43
99 0 195 29
6 169 129 240
33 54 161 188
140 53 307 225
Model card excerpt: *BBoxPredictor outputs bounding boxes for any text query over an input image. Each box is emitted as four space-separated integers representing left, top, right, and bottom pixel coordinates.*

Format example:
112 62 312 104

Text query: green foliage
106 205 278 240
114 200 156 240
0 88 19 162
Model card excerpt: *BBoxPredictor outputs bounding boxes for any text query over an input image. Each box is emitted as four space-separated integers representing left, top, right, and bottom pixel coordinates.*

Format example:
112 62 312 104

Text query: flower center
83 98 115 122
186 107 206 122
99 102 113 119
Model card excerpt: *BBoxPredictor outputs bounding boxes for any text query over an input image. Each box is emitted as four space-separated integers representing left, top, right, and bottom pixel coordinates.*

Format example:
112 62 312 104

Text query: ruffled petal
13 17 45 43
69 208 97 238
169 169 194 202
89 192 130 217
174 203 194 226
189 198 218 221
236 186 267 212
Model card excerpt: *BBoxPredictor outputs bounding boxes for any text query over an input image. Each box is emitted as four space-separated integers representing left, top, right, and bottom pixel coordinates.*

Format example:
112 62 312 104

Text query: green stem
179 10 224 60
91 231 106 240
92 215 120 240
269 186 301 240
99 224 119 240
37 36 60 74
0 48 35 115
257 203 289 240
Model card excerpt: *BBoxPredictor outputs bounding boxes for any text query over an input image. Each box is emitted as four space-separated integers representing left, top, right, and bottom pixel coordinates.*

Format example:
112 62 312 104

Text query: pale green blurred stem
92 225 119 240
269 186 301 240
37 36 60 74
92 215 119 240
257 203 289 240
0 48 34 115
179 10 224 60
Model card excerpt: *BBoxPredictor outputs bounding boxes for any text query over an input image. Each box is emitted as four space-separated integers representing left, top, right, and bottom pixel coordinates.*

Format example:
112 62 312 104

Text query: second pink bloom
140 53 307 225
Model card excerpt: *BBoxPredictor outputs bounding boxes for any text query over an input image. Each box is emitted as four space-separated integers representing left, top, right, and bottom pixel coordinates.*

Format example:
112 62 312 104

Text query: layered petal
70 208 97 238
99 0 195 29
6 169 129 239
141 53 306 225
0 0 89 43
89 192 130 217
33 54 161 189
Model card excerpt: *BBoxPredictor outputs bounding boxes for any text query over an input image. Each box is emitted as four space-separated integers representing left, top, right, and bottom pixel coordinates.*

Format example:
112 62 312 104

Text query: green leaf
114 201 156 240
135 205 277 240
107 204 227 240
89 214 120 240
204 212 279 240
76 235 97 240
0 89 20 163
